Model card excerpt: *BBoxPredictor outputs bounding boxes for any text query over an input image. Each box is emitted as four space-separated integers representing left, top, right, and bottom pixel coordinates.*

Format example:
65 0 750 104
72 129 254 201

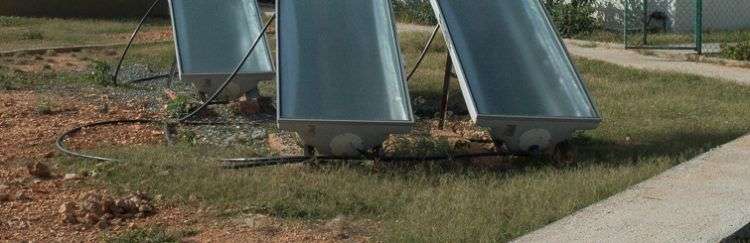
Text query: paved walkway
564 39 750 86
513 134 750 242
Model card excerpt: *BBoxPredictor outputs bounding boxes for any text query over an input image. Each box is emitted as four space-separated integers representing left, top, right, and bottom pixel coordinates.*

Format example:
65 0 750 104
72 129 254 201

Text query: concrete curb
513 134 750 242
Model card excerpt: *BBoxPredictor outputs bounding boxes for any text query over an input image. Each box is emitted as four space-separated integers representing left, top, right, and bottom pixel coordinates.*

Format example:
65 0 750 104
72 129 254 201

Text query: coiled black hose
56 14 277 162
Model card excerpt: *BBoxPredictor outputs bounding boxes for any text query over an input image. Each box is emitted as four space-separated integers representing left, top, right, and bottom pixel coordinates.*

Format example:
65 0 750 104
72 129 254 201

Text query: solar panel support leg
439 54 453 130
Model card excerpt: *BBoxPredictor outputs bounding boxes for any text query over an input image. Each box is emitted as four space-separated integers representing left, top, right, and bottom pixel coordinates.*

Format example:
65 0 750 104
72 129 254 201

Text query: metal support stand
406 25 440 82
439 54 453 130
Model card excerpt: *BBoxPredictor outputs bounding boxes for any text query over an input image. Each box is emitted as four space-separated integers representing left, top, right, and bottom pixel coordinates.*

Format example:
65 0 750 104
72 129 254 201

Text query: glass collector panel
171 0 273 75
278 0 411 122
436 0 598 118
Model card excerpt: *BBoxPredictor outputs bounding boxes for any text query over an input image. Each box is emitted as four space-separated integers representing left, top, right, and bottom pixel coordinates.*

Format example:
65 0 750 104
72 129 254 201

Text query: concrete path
514 134 750 242
564 39 750 86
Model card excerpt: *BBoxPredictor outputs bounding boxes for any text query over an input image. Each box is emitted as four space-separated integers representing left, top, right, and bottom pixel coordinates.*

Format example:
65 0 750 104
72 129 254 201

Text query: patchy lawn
0 16 171 51
577 29 750 47
62 32 750 241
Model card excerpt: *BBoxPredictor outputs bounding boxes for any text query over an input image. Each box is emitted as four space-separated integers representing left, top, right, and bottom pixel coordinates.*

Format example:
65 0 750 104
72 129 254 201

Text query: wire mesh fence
622 0 701 52
620 0 750 56
389 0 750 59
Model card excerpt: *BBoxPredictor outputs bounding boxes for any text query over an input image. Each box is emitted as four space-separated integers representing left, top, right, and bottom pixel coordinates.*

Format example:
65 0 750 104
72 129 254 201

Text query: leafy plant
0 73 15 90
165 95 197 118
392 0 436 25
0 16 21 27
21 30 44 40
543 0 599 37
87 60 112 86
721 41 750 61
106 226 197 243
35 98 55 115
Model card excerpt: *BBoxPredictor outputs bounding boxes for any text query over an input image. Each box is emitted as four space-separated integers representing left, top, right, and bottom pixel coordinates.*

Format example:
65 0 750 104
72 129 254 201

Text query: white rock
63 173 81 181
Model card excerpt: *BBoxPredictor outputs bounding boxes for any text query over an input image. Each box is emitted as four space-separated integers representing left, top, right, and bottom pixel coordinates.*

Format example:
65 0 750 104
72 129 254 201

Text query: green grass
0 16 169 50
578 29 750 47
51 30 750 242
106 226 197 243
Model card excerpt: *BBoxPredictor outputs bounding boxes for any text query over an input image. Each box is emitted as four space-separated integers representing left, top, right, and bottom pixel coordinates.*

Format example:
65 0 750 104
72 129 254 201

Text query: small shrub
0 73 18 90
165 95 197 118
36 98 55 115
543 0 598 37
392 0 436 25
0 16 22 27
87 61 112 85
721 41 750 61
106 226 196 243
21 31 44 40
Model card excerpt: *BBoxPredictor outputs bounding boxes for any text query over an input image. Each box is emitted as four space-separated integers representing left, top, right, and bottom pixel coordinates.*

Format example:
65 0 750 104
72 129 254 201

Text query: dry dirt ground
0 53 371 241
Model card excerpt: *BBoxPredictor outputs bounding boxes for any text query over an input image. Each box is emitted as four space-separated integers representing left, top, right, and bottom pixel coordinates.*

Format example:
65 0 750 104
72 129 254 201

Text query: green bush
543 0 598 37
721 41 750 61
107 226 197 243
87 60 112 86
165 95 199 119
0 16 22 27
21 30 44 40
391 0 598 37
392 0 436 25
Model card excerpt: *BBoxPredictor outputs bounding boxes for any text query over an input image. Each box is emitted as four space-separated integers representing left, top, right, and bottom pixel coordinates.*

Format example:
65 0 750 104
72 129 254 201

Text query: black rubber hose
56 14 277 162
177 14 276 123
113 0 165 86
221 152 512 169
56 119 159 162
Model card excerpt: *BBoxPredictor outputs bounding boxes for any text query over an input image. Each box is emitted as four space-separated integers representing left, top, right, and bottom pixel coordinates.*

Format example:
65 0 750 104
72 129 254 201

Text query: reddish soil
0 87 367 241
109 29 173 43
0 90 163 163
0 89 167 241
4 52 91 73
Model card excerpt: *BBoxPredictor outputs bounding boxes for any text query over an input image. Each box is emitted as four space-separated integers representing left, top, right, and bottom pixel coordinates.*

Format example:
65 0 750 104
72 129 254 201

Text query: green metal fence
623 0 750 56
623 0 702 53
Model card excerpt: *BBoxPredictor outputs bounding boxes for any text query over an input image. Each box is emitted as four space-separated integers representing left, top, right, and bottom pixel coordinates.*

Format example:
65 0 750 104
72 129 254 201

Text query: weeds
106 226 197 243
21 30 44 40
86 60 112 86
35 98 55 115
0 16 22 27
392 0 436 25
721 41 750 61
0 73 17 90
165 95 197 118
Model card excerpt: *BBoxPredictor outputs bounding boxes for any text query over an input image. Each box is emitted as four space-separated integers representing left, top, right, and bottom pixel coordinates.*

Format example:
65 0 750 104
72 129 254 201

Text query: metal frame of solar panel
428 0 601 154
275 0 414 156
168 0 275 101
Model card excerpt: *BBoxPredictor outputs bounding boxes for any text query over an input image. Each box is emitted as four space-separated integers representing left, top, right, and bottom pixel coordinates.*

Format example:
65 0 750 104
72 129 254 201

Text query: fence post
694 0 703 55
642 0 648 45
624 0 629 48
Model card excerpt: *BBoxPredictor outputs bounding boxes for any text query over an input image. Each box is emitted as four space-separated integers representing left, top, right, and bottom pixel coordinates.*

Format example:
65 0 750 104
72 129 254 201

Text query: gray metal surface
169 0 274 100
277 0 413 156
430 0 601 152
